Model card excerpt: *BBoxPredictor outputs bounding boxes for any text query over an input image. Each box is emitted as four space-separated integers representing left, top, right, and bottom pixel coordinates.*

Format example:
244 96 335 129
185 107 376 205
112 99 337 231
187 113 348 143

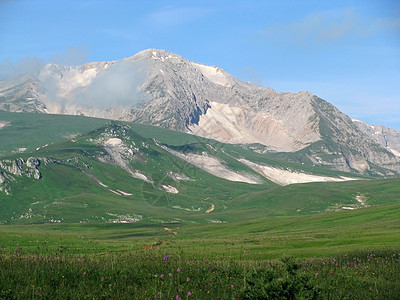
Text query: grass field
1 200 399 299
1 111 400 298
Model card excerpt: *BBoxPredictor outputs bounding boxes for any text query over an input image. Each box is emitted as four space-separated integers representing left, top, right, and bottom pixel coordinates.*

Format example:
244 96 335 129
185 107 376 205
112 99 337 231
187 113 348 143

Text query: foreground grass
1 201 399 298
0 247 399 299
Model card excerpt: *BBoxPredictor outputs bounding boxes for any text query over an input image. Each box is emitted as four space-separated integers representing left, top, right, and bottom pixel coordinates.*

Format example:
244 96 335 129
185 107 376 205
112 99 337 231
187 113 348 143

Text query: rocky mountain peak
127 48 183 62
0 49 399 176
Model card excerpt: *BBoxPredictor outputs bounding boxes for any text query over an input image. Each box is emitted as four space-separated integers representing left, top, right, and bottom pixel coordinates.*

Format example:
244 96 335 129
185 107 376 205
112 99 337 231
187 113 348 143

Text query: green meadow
0 111 400 298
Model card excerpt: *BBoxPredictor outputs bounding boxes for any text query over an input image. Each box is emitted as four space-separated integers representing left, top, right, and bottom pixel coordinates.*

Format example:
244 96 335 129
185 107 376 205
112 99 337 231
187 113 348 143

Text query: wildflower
231 284 234 289
17 243 19 247
169 273 172 277
244 250 247 254
176 295 182 300
78 258 81 262
83 272 87 276
101 277 105 282
160 274 164 278
188 291 192 296
128 286 132 289
154 274 158 278
157 291 161 296
163 255 169 261
187 277 190 282
177 268 181 272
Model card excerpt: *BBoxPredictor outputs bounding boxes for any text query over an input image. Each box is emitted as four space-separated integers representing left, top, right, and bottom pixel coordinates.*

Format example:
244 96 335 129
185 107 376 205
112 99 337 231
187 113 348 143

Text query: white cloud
262 8 400 46
146 6 211 28
0 56 44 79
0 47 88 79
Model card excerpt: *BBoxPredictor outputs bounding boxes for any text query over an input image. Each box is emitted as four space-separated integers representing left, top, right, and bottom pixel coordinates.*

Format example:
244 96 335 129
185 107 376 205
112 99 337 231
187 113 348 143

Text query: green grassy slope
0 120 274 224
0 198 399 259
227 178 400 215
1 112 399 227
0 111 108 155
1 112 399 299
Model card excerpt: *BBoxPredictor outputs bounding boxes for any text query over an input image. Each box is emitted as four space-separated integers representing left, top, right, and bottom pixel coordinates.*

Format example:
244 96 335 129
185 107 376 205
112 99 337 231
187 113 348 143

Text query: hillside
1 112 399 226
1 49 399 176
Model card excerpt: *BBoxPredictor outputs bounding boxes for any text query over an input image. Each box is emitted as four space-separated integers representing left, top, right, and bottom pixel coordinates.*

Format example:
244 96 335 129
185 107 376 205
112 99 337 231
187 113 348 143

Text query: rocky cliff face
0 157 42 194
0 49 399 176
308 97 400 174
353 119 400 157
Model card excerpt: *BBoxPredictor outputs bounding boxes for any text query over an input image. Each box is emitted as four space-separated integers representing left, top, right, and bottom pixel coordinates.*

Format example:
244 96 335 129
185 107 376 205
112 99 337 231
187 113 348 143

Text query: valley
1 50 399 299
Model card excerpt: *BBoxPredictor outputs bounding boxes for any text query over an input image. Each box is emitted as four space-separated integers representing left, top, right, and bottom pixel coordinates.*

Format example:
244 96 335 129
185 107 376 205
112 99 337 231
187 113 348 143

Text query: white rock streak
238 158 358 186
165 147 260 184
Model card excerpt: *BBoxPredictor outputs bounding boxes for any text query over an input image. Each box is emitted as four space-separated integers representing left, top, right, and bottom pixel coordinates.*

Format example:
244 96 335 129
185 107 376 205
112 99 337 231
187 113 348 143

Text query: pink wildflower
160 274 164 278
187 291 192 296
101 277 105 282
177 268 181 272
176 295 182 300
186 277 190 282
83 271 87 276
169 273 172 277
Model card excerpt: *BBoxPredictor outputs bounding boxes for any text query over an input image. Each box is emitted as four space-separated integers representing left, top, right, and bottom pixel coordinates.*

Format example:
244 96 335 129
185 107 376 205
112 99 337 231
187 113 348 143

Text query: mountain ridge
0 48 399 176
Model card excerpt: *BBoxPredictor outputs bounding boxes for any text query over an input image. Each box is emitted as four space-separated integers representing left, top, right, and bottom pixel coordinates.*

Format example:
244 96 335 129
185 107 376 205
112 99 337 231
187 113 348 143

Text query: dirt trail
205 203 215 213
163 227 177 235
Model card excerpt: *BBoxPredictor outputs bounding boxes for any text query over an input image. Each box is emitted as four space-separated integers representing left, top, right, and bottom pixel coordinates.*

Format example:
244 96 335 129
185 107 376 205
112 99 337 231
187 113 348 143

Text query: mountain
2 111 400 225
352 119 400 157
0 49 399 176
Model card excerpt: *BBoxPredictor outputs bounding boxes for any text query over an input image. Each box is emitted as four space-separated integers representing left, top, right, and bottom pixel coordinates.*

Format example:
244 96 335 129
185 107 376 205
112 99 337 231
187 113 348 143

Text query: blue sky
1 0 399 129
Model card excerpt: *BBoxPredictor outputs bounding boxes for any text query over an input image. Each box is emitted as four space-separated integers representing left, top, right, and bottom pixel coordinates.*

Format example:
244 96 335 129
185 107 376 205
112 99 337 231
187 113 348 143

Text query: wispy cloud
262 8 400 46
0 56 44 80
145 6 212 28
0 47 88 79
